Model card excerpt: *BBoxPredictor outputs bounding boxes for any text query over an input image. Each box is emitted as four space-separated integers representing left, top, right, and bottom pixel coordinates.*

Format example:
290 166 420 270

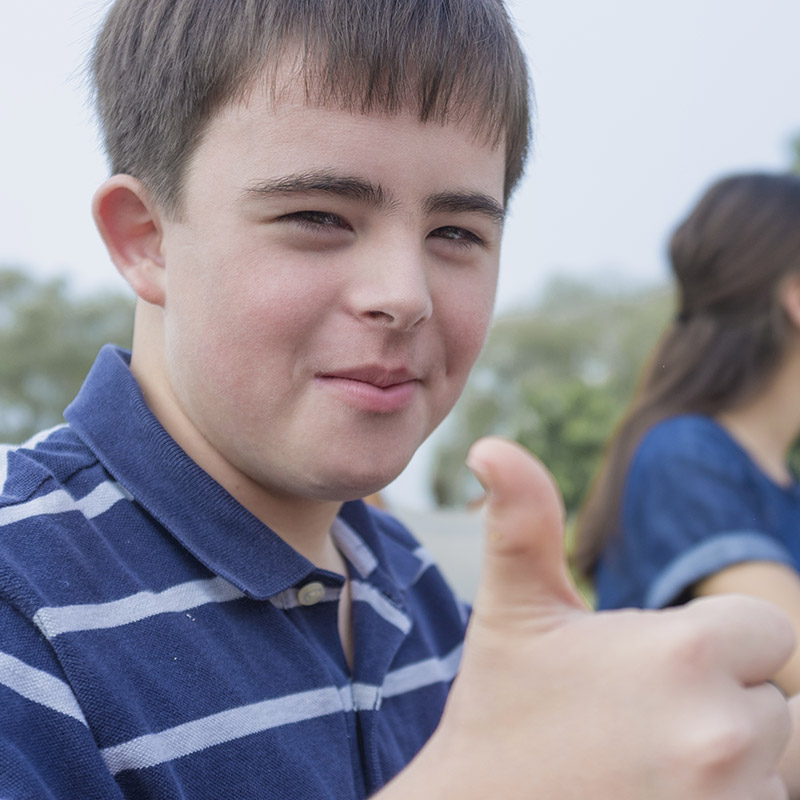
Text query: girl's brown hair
574 172 800 578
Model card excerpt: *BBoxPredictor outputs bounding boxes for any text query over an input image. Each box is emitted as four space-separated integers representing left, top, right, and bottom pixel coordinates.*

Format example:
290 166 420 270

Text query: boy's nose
348 246 433 332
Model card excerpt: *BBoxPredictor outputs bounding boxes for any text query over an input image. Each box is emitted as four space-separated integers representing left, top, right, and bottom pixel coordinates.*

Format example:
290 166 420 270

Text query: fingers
719 683 791 800
682 594 796 687
778 694 800 795
466 436 586 626
744 682 792 781
754 775 790 800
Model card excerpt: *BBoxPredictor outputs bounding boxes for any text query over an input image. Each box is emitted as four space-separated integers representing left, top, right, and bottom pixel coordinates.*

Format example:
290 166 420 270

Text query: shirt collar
337 502 429 595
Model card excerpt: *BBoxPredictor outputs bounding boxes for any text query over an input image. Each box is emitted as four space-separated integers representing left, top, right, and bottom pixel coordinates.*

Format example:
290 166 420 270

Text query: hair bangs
92 0 531 211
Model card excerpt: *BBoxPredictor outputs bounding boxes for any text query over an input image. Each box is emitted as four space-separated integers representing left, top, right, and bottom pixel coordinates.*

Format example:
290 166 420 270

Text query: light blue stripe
0 650 87 725
410 545 436 585
34 576 245 639
412 545 435 572
382 644 462 698
0 480 131 527
351 580 412 634
331 518 378 577
350 681 382 711
101 686 346 775
645 531 794 608
100 646 462 775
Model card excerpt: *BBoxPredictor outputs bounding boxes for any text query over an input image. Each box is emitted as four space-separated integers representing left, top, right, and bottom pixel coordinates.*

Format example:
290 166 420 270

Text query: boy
1 0 796 797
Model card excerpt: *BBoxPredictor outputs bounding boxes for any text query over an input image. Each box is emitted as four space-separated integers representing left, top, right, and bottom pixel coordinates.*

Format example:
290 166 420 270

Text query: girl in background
574 172 800 695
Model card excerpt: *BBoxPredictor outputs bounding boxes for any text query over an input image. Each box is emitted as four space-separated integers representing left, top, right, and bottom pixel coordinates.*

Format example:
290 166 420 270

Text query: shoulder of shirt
633 414 749 477
0 425 112 610
0 425 100 508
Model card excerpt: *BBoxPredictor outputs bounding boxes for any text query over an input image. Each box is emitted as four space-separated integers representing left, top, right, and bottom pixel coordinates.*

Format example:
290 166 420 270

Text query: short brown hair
91 0 532 213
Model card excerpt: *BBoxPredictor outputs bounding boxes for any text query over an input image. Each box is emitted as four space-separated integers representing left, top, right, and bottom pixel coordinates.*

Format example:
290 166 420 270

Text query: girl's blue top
595 414 800 610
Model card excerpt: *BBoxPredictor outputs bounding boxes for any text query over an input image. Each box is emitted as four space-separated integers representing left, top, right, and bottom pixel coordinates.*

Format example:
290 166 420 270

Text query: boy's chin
328 477 401 504
317 463 411 504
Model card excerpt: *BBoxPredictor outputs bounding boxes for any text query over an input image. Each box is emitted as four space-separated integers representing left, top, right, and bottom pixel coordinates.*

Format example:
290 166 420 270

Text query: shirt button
297 581 326 606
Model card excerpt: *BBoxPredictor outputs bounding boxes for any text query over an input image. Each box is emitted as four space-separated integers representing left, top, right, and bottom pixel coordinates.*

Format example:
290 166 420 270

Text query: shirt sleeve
0 600 125 799
619 424 794 609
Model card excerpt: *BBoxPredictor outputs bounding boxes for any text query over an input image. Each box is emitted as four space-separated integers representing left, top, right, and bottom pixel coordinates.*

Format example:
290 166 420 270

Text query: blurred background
2 0 799 598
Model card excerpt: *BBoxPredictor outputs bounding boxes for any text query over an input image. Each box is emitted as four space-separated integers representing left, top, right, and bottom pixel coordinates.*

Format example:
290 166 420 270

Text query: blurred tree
0 266 134 443
792 133 800 174
431 277 672 513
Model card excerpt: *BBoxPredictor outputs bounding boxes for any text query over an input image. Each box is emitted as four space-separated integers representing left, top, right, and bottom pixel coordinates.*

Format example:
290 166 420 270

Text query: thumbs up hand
466 435 587 624
378 437 795 800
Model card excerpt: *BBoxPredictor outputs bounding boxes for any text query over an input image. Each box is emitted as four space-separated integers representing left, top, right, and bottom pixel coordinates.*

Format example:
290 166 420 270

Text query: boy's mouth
315 366 421 413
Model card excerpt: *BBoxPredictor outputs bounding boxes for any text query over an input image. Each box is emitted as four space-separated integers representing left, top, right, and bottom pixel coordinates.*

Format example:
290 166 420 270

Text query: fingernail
465 453 489 492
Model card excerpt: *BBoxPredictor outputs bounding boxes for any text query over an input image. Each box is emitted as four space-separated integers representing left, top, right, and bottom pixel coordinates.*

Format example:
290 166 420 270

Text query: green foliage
790 441 800 477
792 133 800 175
0 266 134 443
514 377 619 512
431 277 673 513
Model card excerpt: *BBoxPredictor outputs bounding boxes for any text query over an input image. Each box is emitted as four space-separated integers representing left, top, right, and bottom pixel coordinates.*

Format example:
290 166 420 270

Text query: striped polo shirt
0 346 468 799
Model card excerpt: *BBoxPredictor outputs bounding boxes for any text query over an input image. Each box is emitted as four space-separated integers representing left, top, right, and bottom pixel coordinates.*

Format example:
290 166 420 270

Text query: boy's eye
430 226 485 248
282 210 351 231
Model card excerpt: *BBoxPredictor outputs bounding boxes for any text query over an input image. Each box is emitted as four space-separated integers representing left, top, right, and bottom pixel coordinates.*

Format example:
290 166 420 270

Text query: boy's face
152 77 505 504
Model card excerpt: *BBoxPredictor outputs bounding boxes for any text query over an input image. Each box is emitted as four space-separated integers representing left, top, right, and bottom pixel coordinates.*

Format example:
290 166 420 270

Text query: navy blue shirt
0 346 468 798
596 414 800 610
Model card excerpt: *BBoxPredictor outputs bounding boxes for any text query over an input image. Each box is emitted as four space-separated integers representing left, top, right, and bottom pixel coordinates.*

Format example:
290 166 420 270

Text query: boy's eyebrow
424 191 506 224
243 173 391 207
243 172 505 223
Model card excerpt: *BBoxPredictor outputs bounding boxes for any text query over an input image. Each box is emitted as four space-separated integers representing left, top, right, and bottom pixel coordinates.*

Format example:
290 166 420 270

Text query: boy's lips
315 366 422 413
320 365 420 387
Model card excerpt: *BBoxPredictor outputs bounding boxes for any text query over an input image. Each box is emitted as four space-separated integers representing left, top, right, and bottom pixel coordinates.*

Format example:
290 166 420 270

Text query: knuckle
662 709 757 776
660 621 715 675
658 721 756 798
691 718 755 770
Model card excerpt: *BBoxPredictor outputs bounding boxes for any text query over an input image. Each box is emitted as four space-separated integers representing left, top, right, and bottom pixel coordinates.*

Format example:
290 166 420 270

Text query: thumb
467 436 587 626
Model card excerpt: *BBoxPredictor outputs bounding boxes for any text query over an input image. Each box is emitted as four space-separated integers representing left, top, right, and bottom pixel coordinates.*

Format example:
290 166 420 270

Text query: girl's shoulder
637 414 742 467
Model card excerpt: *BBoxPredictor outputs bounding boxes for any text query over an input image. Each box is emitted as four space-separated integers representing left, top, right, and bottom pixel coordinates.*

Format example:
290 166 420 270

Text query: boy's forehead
178 60 509 214
226 58 507 165
242 103 501 199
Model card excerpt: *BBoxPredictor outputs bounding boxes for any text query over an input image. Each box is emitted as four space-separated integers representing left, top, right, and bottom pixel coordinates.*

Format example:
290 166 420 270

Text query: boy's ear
781 272 800 331
92 175 166 307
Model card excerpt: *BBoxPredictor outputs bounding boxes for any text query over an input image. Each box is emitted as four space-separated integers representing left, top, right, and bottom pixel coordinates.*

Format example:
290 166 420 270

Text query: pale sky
2 0 799 506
